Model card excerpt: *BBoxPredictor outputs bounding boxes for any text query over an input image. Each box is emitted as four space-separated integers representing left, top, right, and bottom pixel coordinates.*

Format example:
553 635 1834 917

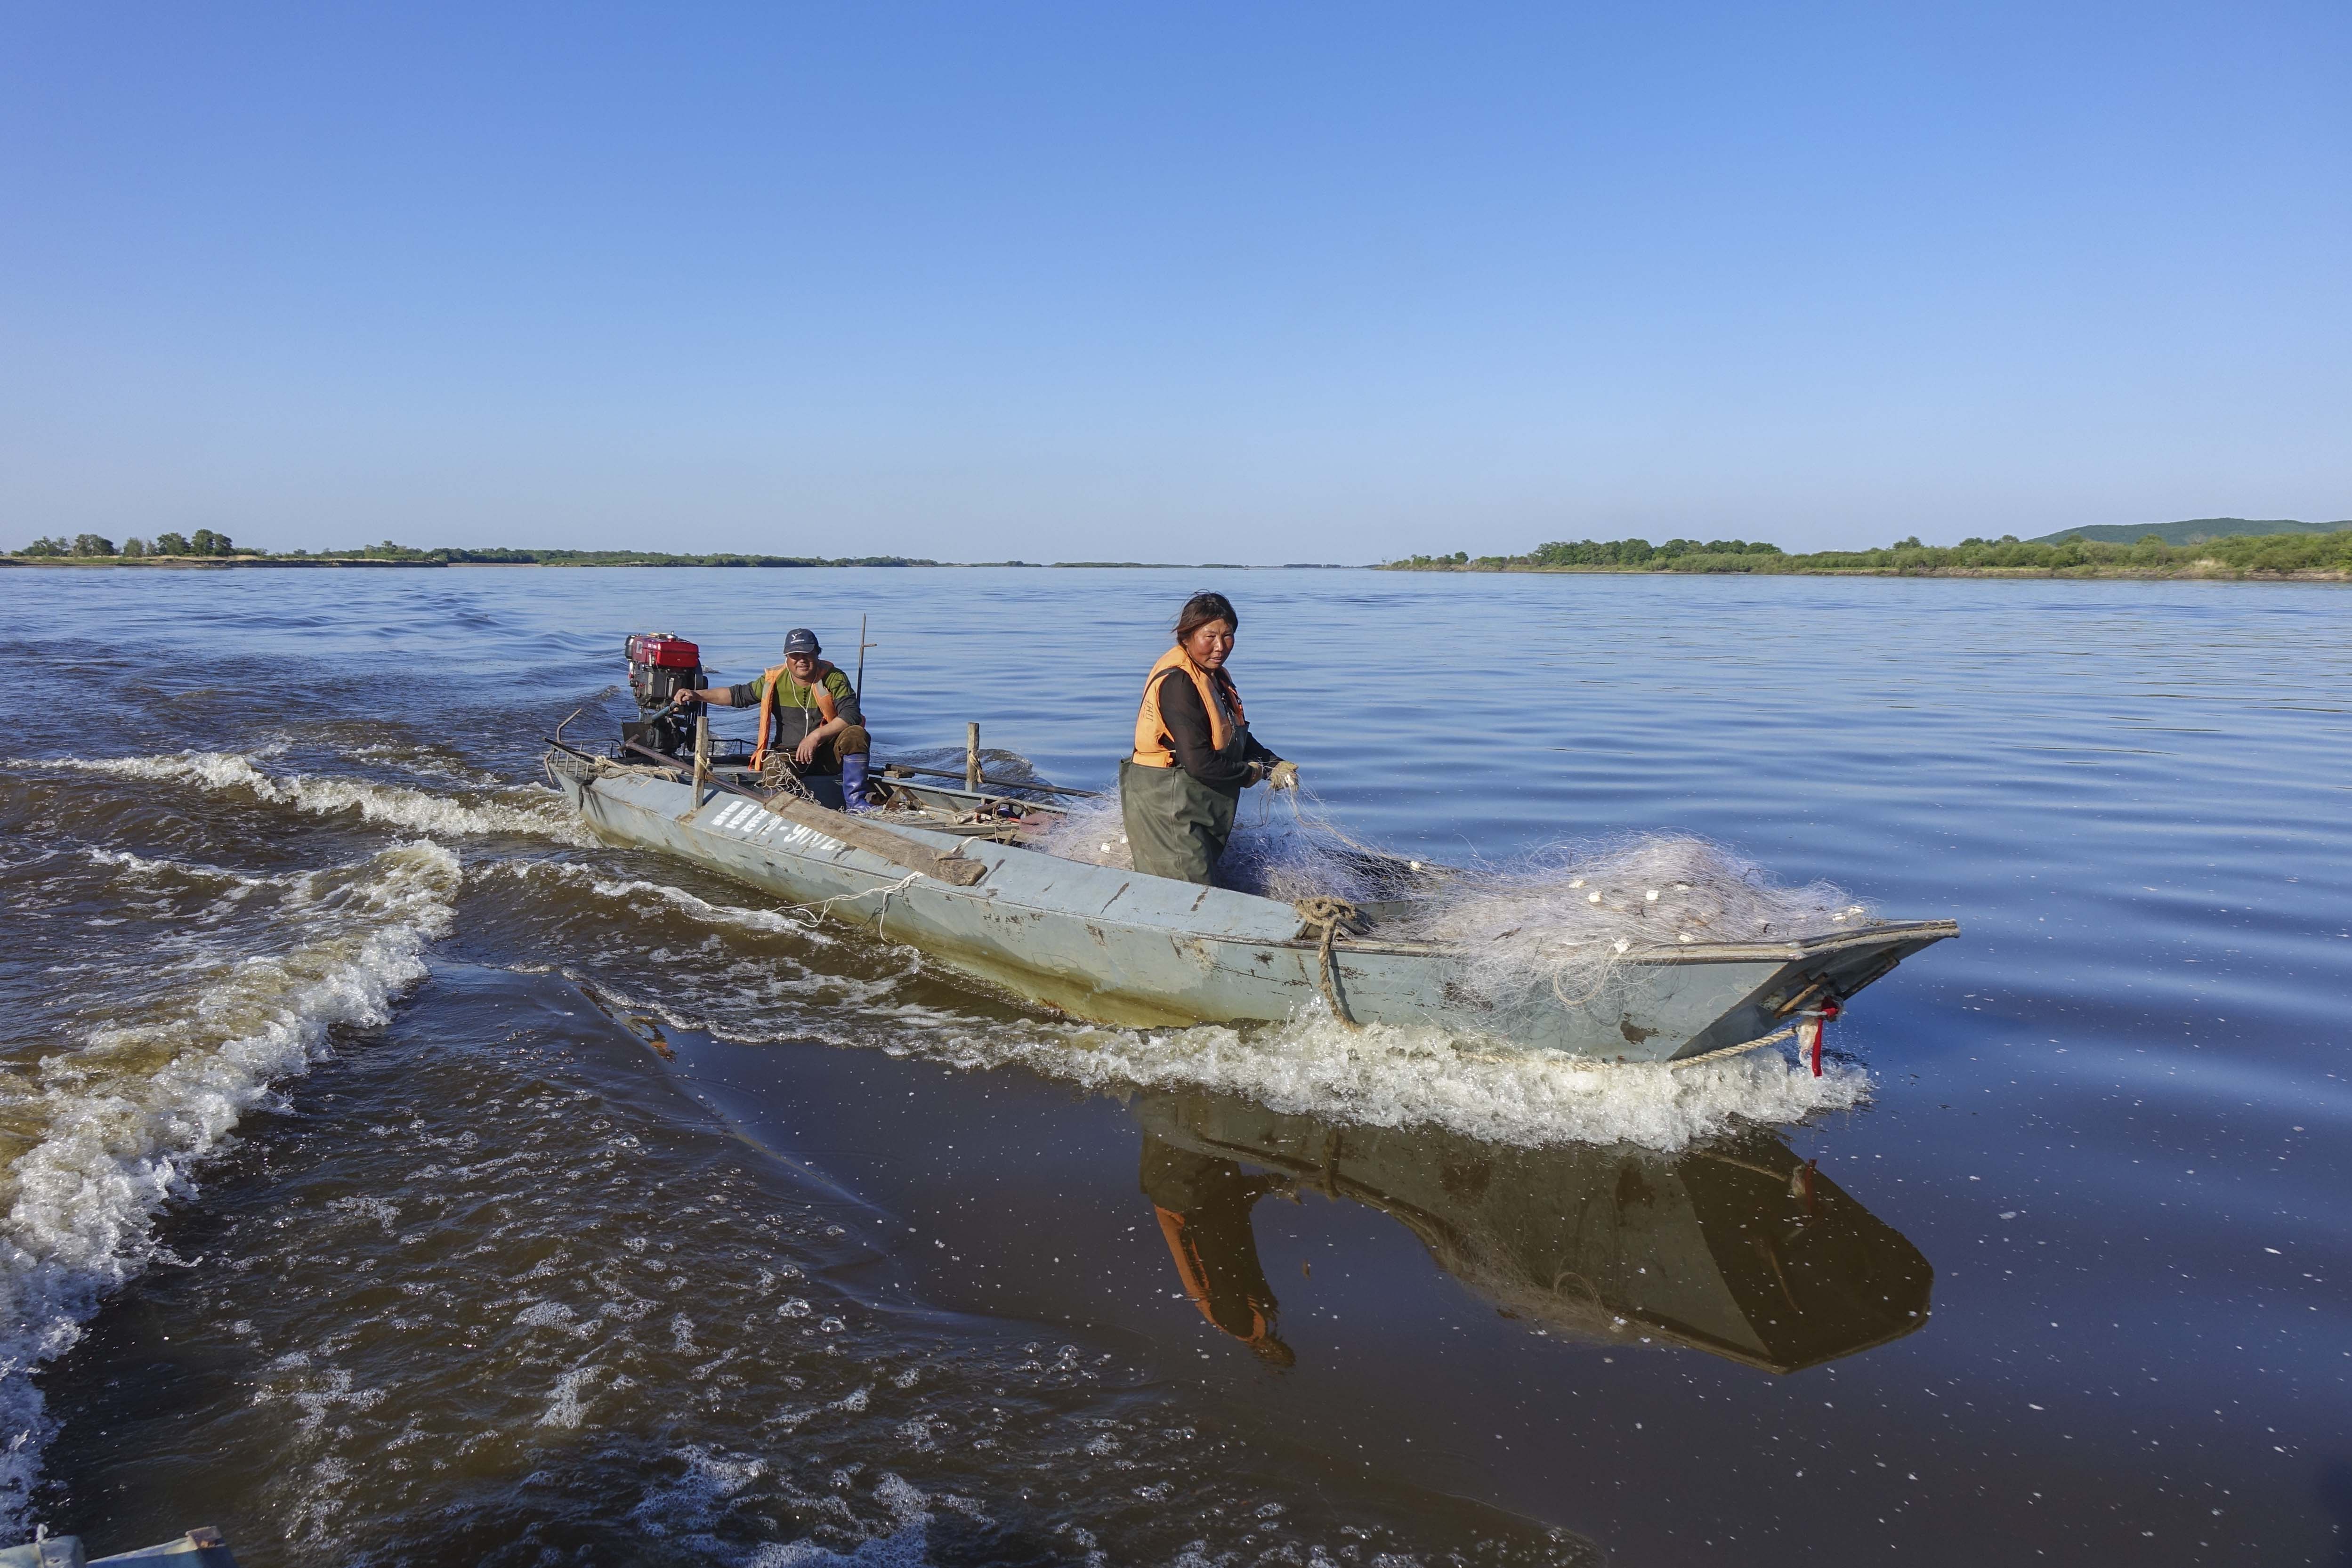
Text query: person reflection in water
1140 1136 1296 1367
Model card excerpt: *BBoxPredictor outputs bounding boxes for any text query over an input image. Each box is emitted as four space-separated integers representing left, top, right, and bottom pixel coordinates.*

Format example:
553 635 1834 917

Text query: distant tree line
15 529 237 558
1383 529 2352 576
1392 537 1785 570
4 535 935 566
1778 530 2352 574
263 542 943 566
431 547 940 566
5 534 1284 568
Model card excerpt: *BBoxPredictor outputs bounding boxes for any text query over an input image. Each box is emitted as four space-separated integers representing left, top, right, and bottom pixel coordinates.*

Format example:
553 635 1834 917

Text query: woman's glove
1266 760 1300 792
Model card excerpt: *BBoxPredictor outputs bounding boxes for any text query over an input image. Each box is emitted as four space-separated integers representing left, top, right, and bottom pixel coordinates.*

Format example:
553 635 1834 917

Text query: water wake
0 839 459 1529
566 965 1867 1154
5 750 593 845
474 858 839 946
915 1011 1870 1153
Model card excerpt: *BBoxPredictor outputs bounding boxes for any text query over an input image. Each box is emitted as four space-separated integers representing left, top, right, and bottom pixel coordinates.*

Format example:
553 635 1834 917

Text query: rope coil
1293 897 1369 1031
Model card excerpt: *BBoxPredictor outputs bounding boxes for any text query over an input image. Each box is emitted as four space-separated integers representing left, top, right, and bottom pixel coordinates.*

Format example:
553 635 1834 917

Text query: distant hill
2031 517 2348 546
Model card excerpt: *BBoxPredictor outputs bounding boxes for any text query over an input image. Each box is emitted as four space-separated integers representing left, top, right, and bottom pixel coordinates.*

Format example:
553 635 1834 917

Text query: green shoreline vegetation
1382 524 2352 580
8 522 2348 579
4 534 942 567
2 534 1355 570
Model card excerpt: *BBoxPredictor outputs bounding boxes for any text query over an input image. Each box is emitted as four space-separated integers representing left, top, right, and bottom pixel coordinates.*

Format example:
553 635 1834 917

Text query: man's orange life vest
1131 646 1245 769
750 660 840 772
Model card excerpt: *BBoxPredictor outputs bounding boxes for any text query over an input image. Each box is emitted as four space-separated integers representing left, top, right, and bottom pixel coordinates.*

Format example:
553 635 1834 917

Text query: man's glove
1266 760 1300 792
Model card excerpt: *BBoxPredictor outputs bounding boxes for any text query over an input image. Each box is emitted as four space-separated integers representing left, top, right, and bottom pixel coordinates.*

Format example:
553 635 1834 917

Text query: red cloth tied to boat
1801 998 1843 1076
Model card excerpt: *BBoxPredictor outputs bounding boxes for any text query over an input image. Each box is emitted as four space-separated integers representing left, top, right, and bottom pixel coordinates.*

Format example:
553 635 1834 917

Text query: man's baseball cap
783 628 821 656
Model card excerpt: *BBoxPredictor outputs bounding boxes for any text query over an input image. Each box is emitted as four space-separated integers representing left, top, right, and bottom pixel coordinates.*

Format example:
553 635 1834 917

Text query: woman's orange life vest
750 660 840 771
1153 1204 1278 1350
1131 646 1244 768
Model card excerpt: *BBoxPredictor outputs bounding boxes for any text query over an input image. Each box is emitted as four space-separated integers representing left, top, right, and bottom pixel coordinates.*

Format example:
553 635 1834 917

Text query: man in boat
673 628 876 809
1121 591 1299 885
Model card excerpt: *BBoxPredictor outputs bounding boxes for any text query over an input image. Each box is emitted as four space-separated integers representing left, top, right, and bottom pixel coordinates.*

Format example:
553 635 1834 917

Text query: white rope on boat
786 871 924 938
1667 1025 1798 1072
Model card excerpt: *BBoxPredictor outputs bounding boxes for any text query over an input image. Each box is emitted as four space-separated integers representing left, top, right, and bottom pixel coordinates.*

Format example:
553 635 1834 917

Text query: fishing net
1028 790 1870 1008
1390 833 1872 1008
863 744 1063 821
1028 796 1136 869
1028 793 1417 904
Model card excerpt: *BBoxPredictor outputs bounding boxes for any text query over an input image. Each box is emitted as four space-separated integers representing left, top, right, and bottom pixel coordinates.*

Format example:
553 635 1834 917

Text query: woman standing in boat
1121 591 1299 886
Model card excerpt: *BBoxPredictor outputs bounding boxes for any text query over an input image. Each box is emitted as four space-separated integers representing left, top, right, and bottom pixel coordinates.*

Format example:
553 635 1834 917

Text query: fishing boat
542 635 1956 1064
0 1527 238 1567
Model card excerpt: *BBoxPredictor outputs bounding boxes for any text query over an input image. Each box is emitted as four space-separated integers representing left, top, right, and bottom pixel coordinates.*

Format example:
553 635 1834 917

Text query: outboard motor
623 632 703 756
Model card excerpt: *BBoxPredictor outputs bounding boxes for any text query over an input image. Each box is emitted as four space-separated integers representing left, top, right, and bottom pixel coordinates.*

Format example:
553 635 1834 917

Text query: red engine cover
626 634 700 669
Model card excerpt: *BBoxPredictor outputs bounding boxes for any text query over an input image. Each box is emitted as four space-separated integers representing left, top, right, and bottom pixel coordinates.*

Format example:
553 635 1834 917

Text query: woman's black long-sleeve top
1152 670 1281 792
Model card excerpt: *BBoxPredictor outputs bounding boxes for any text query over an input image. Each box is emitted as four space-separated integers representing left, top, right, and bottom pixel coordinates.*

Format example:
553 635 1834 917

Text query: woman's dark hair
1173 591 1238 643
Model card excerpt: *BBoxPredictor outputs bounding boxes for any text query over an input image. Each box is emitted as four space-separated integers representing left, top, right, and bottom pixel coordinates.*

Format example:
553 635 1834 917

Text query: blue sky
3 3 2345 560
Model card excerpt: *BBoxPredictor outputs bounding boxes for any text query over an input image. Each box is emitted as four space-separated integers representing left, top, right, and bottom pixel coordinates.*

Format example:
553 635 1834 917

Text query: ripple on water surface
5 568 2348 1565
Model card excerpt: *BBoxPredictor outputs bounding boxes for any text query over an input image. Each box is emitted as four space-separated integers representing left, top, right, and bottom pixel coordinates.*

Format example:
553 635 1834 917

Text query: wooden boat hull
548 755 1956 1062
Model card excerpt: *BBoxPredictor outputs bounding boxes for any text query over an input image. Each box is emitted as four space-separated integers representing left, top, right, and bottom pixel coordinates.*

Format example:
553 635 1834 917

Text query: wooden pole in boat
692 710 710 806
965 722 981 792
854 614 874 698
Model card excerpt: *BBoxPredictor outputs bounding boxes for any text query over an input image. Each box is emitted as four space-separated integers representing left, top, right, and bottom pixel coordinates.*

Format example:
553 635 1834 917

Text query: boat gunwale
555 750 1958 971
832 764 1964 963
1031 910 1964 965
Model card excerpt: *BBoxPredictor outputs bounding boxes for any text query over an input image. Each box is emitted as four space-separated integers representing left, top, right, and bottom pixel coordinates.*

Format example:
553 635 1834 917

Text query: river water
2 566 2345 1565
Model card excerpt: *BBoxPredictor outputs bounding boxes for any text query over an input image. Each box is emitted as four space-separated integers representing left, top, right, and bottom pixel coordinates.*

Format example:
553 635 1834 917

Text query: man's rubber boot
840 751 874 812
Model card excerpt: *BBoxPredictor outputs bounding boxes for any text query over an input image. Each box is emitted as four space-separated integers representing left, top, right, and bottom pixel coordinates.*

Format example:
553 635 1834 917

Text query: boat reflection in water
1135 1092 1932 1374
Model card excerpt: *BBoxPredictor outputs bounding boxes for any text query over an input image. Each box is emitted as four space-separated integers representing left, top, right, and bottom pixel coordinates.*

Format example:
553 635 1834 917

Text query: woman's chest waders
1119 759 1241 887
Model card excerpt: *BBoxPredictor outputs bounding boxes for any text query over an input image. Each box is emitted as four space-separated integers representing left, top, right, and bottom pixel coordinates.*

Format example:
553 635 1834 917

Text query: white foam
515 1301 598 1340
749 1471 936 1568
347 743 509 787
537 1364 601 1428
0 839 458 1531
626 1444 770 1539
477 859 835 944
531 952 915 1051
561 964 1864 1153
84 846 271 887
6 750 592 846
747 1526 936 1568
911 1010 1869 1153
